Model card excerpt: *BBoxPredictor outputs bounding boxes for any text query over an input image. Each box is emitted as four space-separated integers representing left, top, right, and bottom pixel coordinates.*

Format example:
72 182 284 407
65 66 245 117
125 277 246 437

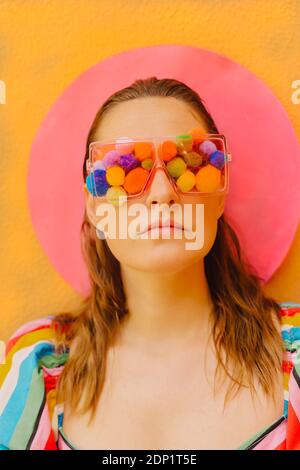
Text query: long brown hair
53 77 284 422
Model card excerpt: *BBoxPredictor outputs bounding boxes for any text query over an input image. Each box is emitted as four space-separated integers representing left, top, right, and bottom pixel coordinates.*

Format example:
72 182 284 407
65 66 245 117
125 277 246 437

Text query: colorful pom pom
141 158 154 170
123 167 149 194
195 164 221 192
208 150 225 170
188 127 207 139
166 157 187 178
106 166 125 186
183 151 203 168
176 134 193 154
86 169 109 196
106 186 128 206
199 140 217 156
85 173 97 196
158 140 178 162
94 169 110 196
102 150 121 169
176 170 196 192
134 142 153 161
119 153 139 173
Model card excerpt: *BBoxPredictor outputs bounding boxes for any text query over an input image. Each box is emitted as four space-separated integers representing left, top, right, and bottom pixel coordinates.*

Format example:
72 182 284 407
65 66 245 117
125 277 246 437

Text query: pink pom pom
102 150 121 169
199 140 217 155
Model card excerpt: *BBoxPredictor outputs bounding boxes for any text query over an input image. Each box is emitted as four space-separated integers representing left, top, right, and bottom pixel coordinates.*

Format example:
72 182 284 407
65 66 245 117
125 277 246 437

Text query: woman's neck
117 260 214 354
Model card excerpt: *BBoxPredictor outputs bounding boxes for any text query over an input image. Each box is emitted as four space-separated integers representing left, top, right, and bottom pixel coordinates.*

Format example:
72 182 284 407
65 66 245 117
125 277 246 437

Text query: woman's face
85 97 225 273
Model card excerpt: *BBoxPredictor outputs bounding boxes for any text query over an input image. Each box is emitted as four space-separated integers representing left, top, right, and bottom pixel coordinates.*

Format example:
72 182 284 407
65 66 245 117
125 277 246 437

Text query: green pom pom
141 158 154 171
166 157 187 178
176 134 193 154
176 133 193 141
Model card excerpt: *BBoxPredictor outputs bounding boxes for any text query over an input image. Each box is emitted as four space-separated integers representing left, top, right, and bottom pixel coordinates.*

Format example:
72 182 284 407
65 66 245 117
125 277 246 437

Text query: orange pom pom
123 167 149 194
188 127 207 139
188 127 207 147
158 140 177 162
195 164 221 192
134 142 153 161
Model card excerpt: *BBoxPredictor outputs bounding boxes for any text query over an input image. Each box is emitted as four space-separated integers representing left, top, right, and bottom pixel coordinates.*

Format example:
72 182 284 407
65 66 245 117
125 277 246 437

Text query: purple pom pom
119 153 140 173
199 140 217 155
102 150 121 169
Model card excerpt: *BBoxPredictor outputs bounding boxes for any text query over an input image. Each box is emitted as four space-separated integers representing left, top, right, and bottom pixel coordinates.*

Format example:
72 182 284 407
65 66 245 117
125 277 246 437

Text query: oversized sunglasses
84 127 232 205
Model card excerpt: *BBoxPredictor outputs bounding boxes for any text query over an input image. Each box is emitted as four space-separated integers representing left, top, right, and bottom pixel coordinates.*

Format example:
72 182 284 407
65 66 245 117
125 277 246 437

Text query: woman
0 77 299 450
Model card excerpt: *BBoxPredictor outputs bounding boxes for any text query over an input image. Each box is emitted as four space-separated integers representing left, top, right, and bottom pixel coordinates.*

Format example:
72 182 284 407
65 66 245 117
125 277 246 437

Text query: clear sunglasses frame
86 133 232 200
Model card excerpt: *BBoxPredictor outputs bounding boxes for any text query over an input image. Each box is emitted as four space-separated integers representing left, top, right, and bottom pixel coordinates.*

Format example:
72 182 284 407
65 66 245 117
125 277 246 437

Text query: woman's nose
145 166 180 205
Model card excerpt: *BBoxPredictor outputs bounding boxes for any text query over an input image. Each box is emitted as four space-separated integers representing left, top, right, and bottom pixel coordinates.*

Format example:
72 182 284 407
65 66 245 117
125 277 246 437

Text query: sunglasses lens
87 140 155 204
162 134 226 194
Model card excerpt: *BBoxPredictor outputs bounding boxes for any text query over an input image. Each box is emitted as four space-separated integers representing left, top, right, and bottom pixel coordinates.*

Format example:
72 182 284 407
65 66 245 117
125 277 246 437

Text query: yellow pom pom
106 166 125 186
176 170 196 192
195 164 221 192
106 186 127 206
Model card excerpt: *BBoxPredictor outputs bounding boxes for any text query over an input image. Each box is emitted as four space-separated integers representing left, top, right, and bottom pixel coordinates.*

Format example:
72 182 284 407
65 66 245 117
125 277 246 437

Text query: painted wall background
0 0 299 340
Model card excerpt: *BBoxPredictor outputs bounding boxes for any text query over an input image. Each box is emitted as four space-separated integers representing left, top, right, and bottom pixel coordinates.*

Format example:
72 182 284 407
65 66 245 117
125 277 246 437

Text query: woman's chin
128 239 202 272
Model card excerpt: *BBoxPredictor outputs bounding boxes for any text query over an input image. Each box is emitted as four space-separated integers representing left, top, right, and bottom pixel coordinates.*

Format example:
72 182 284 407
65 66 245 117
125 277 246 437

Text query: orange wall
0 0 299 340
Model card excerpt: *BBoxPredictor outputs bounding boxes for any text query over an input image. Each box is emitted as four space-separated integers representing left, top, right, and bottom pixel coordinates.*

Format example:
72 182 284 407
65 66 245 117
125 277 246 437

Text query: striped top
0 301 300 450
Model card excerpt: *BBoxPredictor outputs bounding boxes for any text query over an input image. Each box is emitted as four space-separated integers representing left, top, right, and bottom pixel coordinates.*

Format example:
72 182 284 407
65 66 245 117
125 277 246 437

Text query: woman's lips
139 220 186 235
148 225 181 231
147 226 183 236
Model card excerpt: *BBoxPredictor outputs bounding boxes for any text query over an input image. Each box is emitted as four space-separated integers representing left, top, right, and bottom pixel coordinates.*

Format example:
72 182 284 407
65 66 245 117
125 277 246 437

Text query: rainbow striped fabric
0 302 299 450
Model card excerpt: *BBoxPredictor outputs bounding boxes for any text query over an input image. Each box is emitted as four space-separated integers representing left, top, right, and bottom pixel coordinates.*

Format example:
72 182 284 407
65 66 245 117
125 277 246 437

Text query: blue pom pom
86 169 109 196
208 151 225 170
86 173 97 196
94 169 109 196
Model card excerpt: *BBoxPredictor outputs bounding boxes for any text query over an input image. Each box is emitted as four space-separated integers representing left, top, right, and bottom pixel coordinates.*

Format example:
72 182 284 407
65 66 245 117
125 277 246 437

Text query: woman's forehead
93 97 208 141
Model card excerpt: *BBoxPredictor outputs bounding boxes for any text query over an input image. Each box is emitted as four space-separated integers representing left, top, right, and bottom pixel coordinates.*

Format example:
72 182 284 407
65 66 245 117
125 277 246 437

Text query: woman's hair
53 77 284 422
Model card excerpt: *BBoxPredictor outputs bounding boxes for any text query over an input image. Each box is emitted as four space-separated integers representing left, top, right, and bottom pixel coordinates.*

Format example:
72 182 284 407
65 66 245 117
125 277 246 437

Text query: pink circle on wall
27 45 300 295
